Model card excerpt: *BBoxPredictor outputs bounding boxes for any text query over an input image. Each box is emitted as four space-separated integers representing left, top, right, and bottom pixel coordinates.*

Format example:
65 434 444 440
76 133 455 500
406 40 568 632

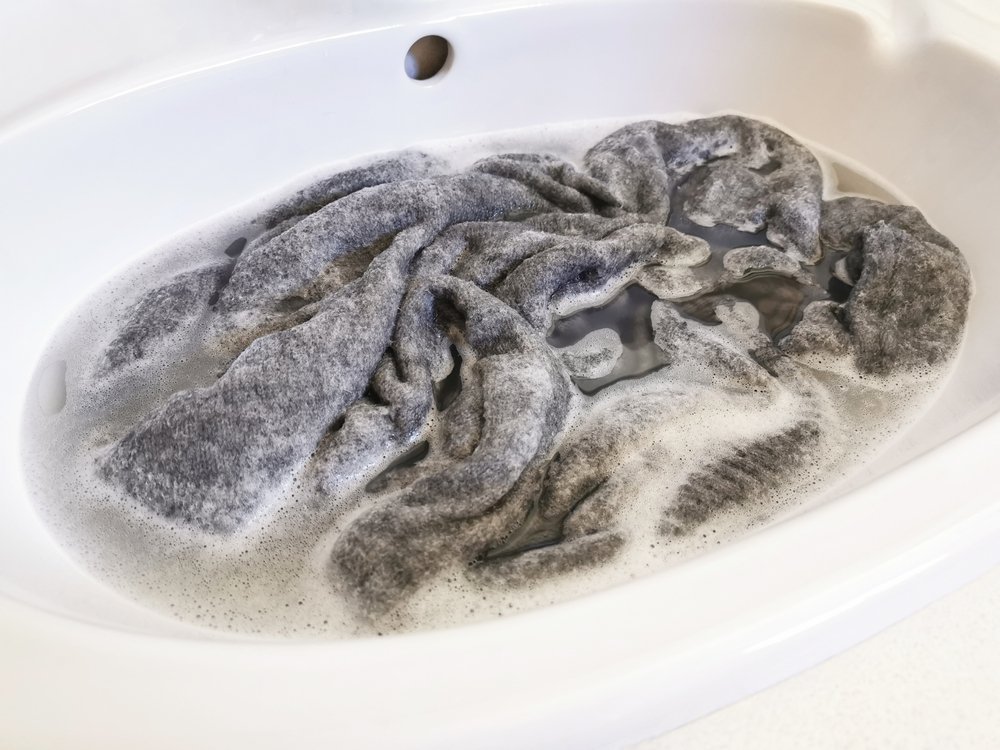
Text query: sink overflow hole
405 35 451 81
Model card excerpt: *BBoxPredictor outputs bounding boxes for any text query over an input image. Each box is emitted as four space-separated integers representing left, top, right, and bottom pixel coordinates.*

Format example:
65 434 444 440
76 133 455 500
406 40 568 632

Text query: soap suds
21 114 971 638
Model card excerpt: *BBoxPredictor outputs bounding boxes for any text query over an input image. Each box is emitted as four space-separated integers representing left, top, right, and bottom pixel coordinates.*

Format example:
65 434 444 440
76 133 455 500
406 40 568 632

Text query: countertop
639 562 1000 749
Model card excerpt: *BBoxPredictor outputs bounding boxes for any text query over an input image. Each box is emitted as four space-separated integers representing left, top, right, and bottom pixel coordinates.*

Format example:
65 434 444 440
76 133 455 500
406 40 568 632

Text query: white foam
19 115 961 639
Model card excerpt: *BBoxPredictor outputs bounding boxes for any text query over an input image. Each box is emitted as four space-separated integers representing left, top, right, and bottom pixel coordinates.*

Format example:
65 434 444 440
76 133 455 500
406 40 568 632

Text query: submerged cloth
96 116 971 615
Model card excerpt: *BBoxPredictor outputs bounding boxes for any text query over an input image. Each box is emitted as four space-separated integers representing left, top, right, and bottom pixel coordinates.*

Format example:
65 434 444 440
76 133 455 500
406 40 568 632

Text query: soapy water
21 115 971 638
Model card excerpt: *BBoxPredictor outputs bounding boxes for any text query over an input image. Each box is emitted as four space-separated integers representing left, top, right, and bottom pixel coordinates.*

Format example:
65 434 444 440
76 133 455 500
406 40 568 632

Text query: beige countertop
639 563 1000 749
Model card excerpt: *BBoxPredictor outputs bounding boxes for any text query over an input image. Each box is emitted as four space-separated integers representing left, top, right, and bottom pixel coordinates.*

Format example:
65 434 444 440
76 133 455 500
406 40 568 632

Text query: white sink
1 1 999 747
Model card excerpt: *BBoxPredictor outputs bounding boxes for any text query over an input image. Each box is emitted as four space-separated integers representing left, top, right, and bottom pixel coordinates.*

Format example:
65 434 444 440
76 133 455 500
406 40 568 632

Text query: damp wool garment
95 115 971 616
